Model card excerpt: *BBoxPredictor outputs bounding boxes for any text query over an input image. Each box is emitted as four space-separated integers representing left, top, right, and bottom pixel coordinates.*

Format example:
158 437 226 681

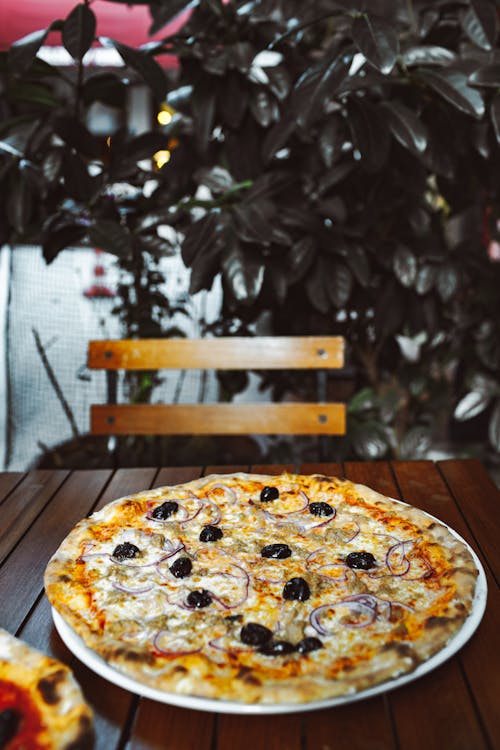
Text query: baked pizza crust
0 628 93 749
44 472 480 705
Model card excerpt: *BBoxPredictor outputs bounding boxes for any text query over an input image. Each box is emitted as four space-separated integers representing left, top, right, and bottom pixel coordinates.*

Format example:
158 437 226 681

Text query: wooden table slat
438 459 500 587
127 702 214 750
0 470 112 634
344 461 488 750
0 471 26 505
0 469 69 565
391 460 498 750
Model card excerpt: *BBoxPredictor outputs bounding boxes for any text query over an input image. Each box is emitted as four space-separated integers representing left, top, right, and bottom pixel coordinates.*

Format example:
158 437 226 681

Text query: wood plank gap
210 713 219 750
457 657 496 750
383 692 401 750
0 470 71 568
0 472 27 506
116 694 141 750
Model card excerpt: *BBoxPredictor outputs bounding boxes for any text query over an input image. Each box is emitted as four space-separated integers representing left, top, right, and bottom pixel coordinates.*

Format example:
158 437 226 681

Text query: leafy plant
2 0 500 462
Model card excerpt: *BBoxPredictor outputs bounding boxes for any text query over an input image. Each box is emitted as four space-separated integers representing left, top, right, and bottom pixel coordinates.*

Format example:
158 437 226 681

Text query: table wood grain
0 460 497 750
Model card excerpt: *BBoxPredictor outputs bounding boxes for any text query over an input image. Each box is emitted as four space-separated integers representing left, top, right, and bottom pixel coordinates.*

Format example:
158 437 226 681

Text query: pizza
44 472 480 705
0 628 93 749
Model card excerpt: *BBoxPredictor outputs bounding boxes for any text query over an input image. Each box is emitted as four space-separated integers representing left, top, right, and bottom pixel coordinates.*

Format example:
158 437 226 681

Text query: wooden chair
88 336 346 440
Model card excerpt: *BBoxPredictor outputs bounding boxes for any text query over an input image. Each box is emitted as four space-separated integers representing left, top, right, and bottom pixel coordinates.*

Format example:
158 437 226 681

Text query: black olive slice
240 622 273 646
152 501 179 520
261 543 291 559
260 486 279 502
169 556 192 578
112 542 140 561
309 501 334 517
297 636 323 654
282 577 310 601
258 640 296 656
345 551 376 570
186 589 212 608
199 525 223 542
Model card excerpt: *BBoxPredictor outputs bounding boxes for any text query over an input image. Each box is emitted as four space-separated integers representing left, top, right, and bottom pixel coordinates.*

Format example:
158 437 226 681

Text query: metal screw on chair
104 350 113 359
317 348 328 358
318 414 328 424
107 416 116 425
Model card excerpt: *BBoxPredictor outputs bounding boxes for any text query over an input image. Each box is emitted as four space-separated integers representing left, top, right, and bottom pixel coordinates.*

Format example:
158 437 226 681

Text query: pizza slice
0 628 93 750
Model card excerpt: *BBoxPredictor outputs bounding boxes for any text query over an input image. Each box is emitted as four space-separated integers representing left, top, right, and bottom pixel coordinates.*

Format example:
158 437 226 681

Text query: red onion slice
208 484 237 503
262 490 310 516
208 636 252 653
112 581 154 595
153 630 201 656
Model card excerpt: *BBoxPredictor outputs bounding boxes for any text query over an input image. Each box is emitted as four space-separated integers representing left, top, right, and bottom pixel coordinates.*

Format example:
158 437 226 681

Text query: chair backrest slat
88 336 346 437
88 336 344 371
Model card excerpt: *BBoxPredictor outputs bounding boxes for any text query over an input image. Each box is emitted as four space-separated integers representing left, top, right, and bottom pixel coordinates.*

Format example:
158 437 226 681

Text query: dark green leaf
218 72 248 129
319 117 344 169
488 400 500 451
325 261 353 308
305 260 329 314
54 116 101 158
88 220 132 256
345 244 370 286
182 212 219 266
249 89 279 128
393 245 417 287
454 391 491 420
6 175 32 234
295 52 352 127
232 201 274 245
351 14 399 74
62 3 96 60
288 237 316 283
491 94 500 143
221 246 265 306
461 0 498 51
63 151 97 202
124 132 170 162
149 0 196 35
42 224 86 263
267 262 287 304
196 166 234 193
189 238 224 294
266 65 292 101
374 280 404 338
8 82 60 108
399 426 431 459
317 161 355 195
436 265 460 301
191 87 216 152
351 420 389 459
348 99 390 172
8 28 50 73
401 46 456 67
415 264 437 295
382 101 428 155
348 387 376 413
83 73 126 107
261 113 296 162
417 69 485 118
100 37 168 100
469 64 500 87
42 148 63 184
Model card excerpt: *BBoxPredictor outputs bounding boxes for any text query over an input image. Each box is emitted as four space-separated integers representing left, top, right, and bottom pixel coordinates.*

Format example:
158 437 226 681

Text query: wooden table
1 459 499 750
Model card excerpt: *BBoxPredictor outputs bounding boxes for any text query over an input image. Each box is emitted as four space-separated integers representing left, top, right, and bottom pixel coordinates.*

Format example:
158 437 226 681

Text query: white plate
52 525 488 715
